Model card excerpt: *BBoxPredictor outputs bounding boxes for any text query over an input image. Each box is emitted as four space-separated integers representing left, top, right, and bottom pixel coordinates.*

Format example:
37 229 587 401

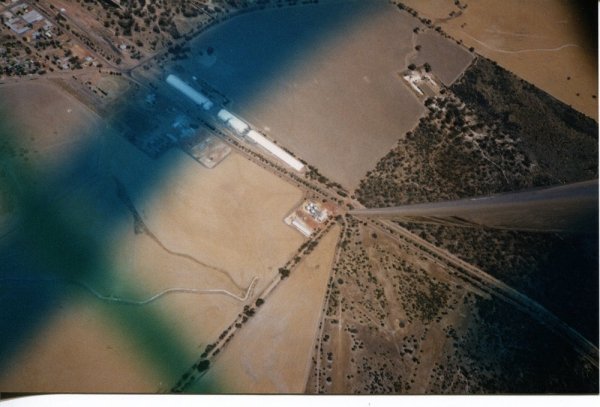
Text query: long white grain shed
166 74 214 111
217 109 235 122
247 130 304 172
217 109 249 134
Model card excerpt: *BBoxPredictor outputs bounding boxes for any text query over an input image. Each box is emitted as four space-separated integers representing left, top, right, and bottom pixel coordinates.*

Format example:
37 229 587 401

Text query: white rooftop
217 109 249 134
166 74 214 111
22 10 43 24
247 130 304 172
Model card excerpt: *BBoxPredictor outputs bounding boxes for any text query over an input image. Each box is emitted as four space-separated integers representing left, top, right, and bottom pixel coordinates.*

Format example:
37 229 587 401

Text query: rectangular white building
166 74 214 111
217 109 249 135
22 10 43 24
217 109 234 122
247 130 304 172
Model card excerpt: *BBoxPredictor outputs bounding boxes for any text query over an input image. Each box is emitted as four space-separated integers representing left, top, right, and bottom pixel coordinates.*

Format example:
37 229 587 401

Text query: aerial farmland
0 0 597 397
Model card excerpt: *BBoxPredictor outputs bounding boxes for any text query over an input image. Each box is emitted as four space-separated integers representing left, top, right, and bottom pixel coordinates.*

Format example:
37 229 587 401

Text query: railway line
365 218 599 368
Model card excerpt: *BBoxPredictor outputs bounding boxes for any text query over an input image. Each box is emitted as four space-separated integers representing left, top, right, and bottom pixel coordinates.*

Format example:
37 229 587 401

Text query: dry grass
180 1 432 189
200 224 340 393
0 80 307 392
0 82 100 175
0 291 164 393
400 0 598 120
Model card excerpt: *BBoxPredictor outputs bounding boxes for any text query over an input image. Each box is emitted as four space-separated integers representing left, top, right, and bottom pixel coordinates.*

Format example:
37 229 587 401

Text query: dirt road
365 219 599 369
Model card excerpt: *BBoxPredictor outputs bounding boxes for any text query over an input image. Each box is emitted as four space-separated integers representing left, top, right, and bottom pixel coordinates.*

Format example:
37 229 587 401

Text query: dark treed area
356 56 598 208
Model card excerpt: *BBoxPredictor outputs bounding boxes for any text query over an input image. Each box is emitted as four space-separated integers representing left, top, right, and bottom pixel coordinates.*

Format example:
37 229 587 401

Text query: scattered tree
279 267 290 279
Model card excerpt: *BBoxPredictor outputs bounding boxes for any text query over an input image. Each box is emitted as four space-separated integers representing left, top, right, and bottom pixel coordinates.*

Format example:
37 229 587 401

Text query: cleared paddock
179 1 439 189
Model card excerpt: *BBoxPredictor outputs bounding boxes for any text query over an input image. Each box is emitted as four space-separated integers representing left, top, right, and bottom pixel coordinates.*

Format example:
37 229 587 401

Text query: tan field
412 29 474 86
237 6 426 189
198 224 341 393
401 0 598 119
0 292 164 393
109 146 305 296
0 82 101 176
183 1 432 190
0 79 306 392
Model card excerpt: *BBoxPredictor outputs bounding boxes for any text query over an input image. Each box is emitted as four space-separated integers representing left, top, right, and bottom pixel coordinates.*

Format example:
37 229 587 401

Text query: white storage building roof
217 109 234 122
23 10 43 23
217 109 249 134
166 74 214 111
228 117 249 134
247 130 304 172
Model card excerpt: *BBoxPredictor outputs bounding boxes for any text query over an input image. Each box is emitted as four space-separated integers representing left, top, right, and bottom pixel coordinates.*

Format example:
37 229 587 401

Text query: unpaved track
365 218 599 369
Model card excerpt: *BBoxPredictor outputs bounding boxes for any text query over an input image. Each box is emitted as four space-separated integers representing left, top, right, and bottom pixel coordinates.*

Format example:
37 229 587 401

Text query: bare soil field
412 29 474 85
176 0 438 189
112 147 304 295
399 0 598 120
0 79 306 392
0 290 164 393
187 135 231 168
198 224 340 393
0 82 100 177
92 74 132 104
